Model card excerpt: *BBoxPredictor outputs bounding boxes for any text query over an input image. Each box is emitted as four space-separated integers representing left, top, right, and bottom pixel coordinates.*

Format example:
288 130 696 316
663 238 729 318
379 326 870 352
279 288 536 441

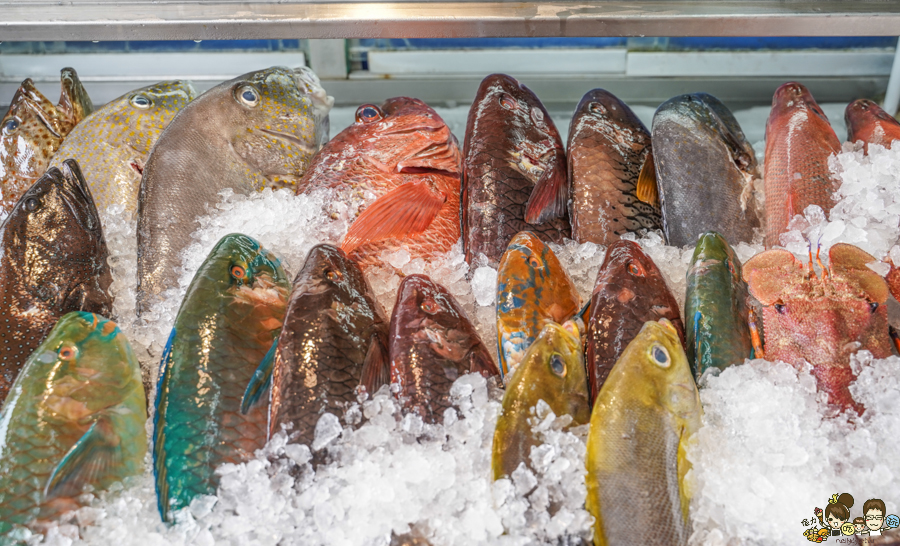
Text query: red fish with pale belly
296 97 462 267
763 82 841 248
845 99 900 153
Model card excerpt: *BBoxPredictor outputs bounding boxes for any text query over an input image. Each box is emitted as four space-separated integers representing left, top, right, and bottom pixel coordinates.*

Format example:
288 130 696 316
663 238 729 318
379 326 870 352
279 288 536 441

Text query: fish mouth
259 128 317 155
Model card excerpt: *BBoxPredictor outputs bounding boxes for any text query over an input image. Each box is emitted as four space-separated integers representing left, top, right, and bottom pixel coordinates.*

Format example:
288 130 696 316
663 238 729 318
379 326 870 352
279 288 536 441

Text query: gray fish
651 93 761 247
136 67 332 315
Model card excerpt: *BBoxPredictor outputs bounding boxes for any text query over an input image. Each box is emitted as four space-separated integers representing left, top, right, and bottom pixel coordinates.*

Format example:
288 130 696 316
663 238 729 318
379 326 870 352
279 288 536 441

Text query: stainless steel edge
1 2 900 41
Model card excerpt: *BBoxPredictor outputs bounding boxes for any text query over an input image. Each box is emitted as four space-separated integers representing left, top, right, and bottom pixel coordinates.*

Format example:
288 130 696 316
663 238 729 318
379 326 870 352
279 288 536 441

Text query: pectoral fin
359 331 390 396
524 156 567 224
636 151 660 208
342 181 447 255
45 416 121 500
241 340 278 414
153 327 176 521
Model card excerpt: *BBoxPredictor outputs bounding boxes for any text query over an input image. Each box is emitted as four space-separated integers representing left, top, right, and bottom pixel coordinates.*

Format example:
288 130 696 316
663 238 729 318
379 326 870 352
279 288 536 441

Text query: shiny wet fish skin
50 80 197 216
0 312 146 538
137 66 332 316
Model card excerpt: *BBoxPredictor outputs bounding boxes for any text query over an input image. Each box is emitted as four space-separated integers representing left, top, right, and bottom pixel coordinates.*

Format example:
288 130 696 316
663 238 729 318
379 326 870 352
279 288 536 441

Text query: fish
567 88 661 245
651 92 761 247
845 98 900 153
0 159 113 404
742 243 891 413
0 312 146 538
295 97 461 268
685 232 752 380
462 73 571 266
242 244 390 449
137 67 332 315
585 318 701 546
492 320 589 480
153 233 290 522
0 68 93 221
585 239 684 401
764 82 841 248
50 80 197 216
496 231 580 379
390 274 499 423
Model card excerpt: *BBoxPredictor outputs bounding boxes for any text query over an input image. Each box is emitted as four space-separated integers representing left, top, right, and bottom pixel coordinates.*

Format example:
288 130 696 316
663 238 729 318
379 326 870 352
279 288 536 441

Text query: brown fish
0 159 113 403
462 74 570 267
845 99 900 153
764 82 841 248
390 274 499 423
296 98 461 268
0 68 92 221
567 88 661 245
585 240 684 401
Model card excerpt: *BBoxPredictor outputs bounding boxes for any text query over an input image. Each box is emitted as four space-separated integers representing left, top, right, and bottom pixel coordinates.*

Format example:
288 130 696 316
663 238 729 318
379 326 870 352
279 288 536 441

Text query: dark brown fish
845 98 900 153
462 74 570 266
567 88 661 245
585 240 684 401
0 159 113 403
245 244 390 448
0 69 93 221
652 93 761 247
390 274 499 423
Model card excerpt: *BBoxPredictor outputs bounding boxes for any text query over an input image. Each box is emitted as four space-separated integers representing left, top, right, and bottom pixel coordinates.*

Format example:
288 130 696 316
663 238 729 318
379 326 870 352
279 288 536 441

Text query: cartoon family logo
802 493 900 542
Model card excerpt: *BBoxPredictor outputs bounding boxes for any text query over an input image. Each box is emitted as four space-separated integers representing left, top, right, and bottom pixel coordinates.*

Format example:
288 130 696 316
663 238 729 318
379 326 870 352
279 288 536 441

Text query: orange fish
845 98 900 153
763 82 841 248
296 97 461 267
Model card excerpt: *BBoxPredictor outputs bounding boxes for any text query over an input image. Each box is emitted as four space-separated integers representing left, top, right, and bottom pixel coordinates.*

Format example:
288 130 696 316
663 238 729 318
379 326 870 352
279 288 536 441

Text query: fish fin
152 327 176 522
342 181 447 255
890 325 900 355
469 345 501 378
45 416 122 501
692 311 702 378
635 151 660 208
360 331 390 397
241 339 278 414
748 309 765 360
524 156 567 224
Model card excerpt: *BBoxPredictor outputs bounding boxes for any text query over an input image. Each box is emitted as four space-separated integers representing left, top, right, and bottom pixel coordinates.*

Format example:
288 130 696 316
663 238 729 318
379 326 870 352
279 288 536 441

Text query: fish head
571 88 647 147
2 159 112 314
1 80 70 185
845 99 897 146
592 239 677 318
497 231 580 324
293 243 375 306
28 312 140 423
108 80 197 159
226 66 334 188
199 233 290 306
769 82 831 130
690 231 743 284
470 74 564 185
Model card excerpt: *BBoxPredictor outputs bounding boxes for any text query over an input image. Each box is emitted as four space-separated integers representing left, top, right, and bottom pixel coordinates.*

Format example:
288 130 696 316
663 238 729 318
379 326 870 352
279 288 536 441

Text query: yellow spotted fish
50 80 197 216
586 318 702 546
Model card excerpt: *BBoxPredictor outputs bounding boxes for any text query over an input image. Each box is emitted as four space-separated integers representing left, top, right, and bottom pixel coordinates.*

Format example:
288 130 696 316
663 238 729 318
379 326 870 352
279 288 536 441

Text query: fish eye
24 197 41 212
235 85 260 108
589 102 607 115
870 302 879 313
650 344 670 368
326 269 343 282
2 118 19 135
58 345 77 361
130 94 152 109
499 94 518 110
420 299 440 314
231 265 246 280
627 262 645 277
549 353 566 376
774 302 786 314
528 256 541 268
355 104 383 123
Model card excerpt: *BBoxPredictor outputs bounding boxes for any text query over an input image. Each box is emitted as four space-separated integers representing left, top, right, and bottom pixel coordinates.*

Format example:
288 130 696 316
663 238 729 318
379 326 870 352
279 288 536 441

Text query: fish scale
463 74 570 267
568 88 661 245
153 234 289 522
50 81 196 216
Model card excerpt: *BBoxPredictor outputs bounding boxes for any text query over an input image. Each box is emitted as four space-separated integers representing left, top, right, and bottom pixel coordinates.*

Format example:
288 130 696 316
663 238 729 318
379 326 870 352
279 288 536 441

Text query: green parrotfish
153 233 290 522
0 312 146 540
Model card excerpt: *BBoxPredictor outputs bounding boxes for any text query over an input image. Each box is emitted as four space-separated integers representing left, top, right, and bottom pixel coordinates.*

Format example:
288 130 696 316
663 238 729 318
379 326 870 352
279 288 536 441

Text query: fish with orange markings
743 243 892 414
845 99 900 153
296 98 461 268
496 231 580 379
764 82 841 248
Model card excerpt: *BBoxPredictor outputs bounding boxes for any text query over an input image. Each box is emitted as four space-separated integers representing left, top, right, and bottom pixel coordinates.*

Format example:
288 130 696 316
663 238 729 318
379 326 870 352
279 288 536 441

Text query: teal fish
153 234 290 522
0 312 146 540
685 232 752 380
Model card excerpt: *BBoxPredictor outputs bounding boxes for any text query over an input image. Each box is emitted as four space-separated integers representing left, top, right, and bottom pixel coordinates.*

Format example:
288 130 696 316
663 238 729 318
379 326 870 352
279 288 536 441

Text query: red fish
845 99 900 153
764 82 841 248
296 97 461 268
743 244 891 414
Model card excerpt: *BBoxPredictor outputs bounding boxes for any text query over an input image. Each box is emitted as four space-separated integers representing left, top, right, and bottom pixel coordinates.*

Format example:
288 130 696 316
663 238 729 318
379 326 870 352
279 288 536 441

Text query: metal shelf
1 1 899 41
